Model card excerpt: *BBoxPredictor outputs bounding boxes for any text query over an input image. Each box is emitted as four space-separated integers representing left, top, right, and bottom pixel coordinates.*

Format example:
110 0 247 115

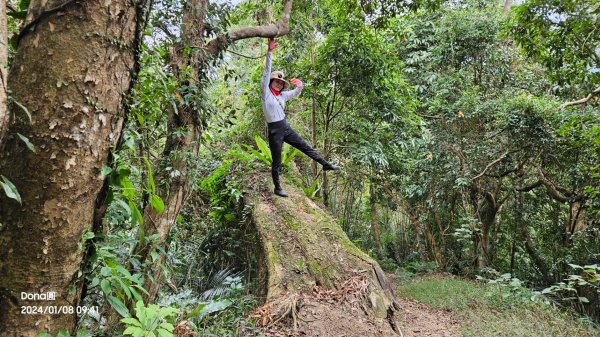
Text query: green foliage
121 301 178 337
16 133 36 153
89 238 150 318
397 276 599 336
0 175 21 204
542 264 600 304
36 330 90 337
293 176 320 200
242 135 299 167
402 261 438 274
508 0 600 97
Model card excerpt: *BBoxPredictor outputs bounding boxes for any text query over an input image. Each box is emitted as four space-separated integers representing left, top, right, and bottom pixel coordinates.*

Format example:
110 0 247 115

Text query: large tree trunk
250 174 401 336
0 1 141 335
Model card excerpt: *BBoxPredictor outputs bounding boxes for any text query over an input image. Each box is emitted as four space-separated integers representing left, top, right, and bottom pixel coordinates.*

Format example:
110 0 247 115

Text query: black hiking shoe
323 164 341 171
274 188 289 197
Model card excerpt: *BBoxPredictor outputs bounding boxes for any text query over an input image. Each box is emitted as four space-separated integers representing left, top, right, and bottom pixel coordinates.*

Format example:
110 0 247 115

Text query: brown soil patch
245 274 399 337
396 298 460 337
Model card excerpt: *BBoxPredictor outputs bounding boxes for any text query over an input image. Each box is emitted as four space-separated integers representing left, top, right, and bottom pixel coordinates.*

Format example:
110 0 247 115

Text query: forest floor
390 273 600 337
395 296 459 337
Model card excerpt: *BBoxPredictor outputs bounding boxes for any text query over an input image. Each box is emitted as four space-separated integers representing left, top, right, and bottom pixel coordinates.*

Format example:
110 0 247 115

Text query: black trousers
267 119 328 189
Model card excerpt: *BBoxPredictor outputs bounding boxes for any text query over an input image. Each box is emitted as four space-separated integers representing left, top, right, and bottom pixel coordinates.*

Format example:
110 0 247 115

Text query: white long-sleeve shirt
261 51 302 123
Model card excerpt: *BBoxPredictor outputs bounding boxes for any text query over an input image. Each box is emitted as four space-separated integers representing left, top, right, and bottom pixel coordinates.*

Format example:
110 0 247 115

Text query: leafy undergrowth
395 275 599 337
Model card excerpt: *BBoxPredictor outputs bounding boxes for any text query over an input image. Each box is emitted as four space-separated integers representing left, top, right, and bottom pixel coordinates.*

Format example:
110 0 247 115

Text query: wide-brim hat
270 71 290 89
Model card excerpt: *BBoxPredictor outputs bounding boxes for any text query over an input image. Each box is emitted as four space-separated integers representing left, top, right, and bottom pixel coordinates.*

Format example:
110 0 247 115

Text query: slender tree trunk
370 181 383 257
0 0 142 335
310 27 317 180
503 0 513 14
423 220 445 268
408 210 428 262
0 0 7 143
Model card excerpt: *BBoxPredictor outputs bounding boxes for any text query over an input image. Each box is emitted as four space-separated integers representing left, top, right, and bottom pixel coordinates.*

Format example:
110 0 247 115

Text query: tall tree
0 0 149 334
132 0 296 305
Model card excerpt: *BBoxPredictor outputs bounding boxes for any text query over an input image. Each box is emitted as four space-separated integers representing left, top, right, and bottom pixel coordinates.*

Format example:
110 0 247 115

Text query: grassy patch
396 276 599 337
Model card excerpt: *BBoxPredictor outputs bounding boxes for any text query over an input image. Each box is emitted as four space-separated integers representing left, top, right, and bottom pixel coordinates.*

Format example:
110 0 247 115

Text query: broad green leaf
101 165 113 177
115 199 131 216
82 232 94 240
144 158 155 193
1 175 22 204
255 135 272 162
117 278 132 299
185 303 206 319
130 286 143 302
130 201 144 227
150 194 165 214
187 299 232 319
122 326 144 337
159 322 175 331
89 277 100 288
107 295 130 318
157 329 175 337
17 133 36 152
100 279 111 295
121 317 143 327
56 331 71 337
133 284 150 295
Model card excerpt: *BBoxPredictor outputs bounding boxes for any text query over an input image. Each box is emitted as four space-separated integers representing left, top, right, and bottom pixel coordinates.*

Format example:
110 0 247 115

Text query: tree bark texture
0 0 8 143
251 174 401 336
0 0 140 335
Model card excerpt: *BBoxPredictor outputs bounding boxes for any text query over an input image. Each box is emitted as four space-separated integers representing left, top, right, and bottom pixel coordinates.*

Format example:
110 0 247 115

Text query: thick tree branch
471 150 510 180
205 0 292 55
516 179 542 192
559 85 600 109
533 166 571 202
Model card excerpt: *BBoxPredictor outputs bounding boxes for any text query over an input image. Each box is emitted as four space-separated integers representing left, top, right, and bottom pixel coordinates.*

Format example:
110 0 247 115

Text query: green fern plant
243 135 271 164
243 135 299 167
200 268 242 300
293 176 320 199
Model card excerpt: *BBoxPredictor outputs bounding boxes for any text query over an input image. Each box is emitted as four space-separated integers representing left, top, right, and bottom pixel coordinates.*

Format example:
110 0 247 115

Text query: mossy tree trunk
0 1 145 335
251 175 401 336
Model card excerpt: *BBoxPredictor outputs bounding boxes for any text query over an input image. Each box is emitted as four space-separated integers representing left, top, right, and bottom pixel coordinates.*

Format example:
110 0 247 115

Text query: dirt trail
396 298 460 337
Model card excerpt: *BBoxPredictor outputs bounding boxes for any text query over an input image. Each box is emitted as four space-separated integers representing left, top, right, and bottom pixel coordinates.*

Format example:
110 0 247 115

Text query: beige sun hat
270 71 290 89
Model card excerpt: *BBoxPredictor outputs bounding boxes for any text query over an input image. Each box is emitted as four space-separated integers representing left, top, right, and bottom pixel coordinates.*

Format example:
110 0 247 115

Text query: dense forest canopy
0 0 598 336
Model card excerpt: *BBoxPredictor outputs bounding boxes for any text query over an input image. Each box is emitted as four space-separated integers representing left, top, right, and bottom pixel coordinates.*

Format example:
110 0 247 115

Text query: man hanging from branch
261 38 339 197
